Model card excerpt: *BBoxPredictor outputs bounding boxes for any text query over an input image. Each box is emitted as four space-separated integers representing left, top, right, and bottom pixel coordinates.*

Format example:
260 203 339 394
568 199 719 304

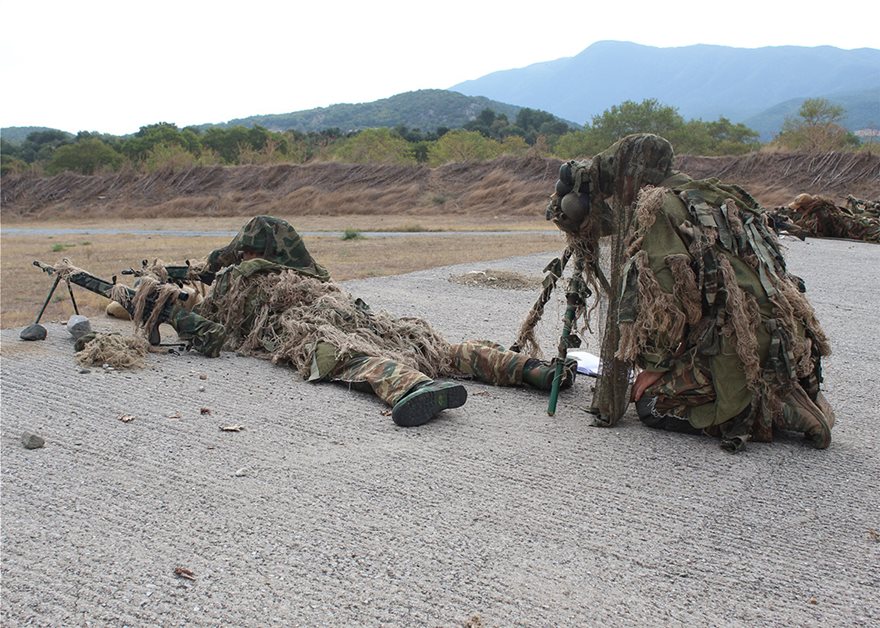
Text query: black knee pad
636 397 702 434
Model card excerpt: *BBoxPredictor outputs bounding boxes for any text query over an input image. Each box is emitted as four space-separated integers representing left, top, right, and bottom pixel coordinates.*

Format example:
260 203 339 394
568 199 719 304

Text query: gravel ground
2 237 878 627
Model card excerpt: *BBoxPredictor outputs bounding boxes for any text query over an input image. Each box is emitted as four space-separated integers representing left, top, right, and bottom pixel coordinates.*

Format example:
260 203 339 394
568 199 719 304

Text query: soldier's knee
636 396 702 434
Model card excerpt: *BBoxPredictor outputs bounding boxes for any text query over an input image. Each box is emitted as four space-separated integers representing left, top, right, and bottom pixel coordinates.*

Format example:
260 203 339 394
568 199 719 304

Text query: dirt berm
2 152 878 221
2 237 878 626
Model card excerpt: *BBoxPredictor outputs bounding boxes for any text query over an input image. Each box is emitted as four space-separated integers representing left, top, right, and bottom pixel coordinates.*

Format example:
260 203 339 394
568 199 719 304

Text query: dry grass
1 216 564 329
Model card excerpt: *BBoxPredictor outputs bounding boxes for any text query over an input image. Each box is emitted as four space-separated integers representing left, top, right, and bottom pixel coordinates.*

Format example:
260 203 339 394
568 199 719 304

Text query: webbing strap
745 221 780 298
764 319 796 381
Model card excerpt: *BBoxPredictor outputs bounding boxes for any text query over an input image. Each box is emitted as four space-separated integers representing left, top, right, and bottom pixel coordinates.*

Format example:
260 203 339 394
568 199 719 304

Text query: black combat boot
391 380 468 427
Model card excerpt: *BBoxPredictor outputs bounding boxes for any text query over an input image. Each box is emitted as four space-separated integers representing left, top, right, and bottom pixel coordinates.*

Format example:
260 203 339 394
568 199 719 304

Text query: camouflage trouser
312 339 530 407
169 306 227 358
449 340 529 387
647 358 716 418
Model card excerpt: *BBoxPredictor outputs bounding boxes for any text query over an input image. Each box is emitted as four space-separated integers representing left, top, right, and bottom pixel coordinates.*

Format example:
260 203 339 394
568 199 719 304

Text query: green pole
547 256 585 416
547 295 579 416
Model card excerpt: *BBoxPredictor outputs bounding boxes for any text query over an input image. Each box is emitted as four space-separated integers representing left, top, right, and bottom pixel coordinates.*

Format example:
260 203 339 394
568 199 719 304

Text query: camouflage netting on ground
74 333 150 369
199 269 454 378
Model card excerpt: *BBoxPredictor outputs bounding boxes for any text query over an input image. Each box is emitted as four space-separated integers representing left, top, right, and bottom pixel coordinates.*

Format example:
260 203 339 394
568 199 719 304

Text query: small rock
19 325 47 341
79 368 91 374
21 432 45 449
67 315 92 339
234 467 248 477
198 385 205 392
199 373 208 380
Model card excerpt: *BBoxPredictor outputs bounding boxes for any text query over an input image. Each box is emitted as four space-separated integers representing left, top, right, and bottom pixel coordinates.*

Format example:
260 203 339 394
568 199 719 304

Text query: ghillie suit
773 193 880 243
173 216 576 427
197 258 456 381
846 194 880 216
530 134 835 451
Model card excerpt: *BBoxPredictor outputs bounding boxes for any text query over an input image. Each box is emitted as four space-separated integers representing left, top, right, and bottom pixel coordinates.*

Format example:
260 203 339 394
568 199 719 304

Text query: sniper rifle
121 259 215 286
32 260 190 345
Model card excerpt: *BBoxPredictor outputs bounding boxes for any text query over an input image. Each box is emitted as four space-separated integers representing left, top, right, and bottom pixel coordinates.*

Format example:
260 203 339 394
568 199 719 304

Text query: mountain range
207 90 534 134
452 41 880 140
208 42 880 140
3 42 878 143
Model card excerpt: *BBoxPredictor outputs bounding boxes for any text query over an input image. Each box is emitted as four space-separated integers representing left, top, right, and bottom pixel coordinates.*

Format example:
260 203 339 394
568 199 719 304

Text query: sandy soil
1 238 878 626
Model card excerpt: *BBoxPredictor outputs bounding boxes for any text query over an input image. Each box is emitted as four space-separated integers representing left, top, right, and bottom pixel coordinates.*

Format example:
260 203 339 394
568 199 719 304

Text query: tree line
1 98 868 177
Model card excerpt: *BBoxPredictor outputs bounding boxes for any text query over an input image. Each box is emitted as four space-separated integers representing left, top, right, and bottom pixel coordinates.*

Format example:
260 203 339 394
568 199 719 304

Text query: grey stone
66 315 92 340
19 325 47 341
21 432 45 449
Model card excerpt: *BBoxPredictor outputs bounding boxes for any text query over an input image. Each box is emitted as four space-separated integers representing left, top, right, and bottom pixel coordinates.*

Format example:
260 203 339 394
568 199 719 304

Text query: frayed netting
615 250 688 362
634 186 663 236
75 333 149 369
513 233 604 360
131 278 182 339
665 253 702 327
770 272 832 377
52 258 83 280
565 235 605 335
717 256 762 389
202 269 453 378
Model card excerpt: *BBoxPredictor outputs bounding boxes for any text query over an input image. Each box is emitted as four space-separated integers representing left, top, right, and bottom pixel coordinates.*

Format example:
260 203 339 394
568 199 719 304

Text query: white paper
566 350 601 377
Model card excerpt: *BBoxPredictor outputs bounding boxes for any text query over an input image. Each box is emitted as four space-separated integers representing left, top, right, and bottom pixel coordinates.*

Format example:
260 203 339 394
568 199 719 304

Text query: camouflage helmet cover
207 216 330 280
546 134 675 237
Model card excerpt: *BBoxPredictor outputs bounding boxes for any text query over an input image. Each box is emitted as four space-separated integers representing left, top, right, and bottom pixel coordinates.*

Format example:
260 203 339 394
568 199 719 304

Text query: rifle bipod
20 262 81 341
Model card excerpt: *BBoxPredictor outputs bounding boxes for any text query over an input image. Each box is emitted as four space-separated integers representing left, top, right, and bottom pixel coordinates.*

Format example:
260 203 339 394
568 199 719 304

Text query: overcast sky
2 0 877 136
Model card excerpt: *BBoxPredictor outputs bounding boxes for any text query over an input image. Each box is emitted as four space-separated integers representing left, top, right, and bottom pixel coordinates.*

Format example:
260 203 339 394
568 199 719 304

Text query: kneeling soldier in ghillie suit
173 216 575 427
544 134 834 451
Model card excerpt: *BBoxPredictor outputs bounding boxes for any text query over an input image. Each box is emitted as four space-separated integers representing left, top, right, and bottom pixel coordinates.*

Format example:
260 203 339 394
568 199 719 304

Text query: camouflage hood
207 216 330 281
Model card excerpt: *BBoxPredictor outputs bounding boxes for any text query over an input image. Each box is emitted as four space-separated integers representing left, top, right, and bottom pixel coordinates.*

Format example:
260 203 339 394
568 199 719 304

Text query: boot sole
391 383 468 427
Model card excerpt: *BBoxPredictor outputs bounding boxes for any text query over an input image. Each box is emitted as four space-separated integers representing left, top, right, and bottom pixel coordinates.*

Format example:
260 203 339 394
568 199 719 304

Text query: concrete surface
1 238 878 627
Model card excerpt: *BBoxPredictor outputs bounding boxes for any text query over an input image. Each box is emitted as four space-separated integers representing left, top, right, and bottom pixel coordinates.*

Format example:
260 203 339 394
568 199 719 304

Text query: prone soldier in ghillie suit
846 194 880 217
169 216 576 427
773 193 880 243
540 133 835 452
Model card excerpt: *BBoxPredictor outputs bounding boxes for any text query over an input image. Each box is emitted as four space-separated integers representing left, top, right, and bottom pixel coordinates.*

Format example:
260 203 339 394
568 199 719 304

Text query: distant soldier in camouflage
772 193 880 243
846 194 880 216
172 216 575 427
544 134 835 451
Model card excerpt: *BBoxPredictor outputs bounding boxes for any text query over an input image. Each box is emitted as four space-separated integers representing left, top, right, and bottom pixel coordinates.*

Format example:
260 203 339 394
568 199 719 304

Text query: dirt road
2 239 878 626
